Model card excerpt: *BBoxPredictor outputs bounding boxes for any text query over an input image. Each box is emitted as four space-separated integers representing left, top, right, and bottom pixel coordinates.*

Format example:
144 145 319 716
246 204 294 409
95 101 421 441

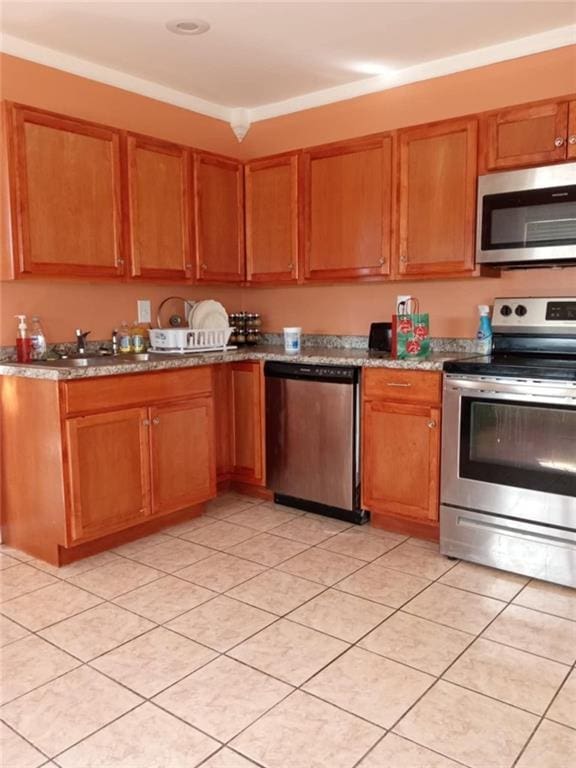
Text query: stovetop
444 353 576 381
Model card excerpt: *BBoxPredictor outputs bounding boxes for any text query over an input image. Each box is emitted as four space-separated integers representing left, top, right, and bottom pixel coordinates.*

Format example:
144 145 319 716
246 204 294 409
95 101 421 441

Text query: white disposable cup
283 327 302 353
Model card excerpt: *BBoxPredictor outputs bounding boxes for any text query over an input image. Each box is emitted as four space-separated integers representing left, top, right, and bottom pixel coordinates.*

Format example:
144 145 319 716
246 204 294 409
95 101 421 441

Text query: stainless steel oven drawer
440 504 576 588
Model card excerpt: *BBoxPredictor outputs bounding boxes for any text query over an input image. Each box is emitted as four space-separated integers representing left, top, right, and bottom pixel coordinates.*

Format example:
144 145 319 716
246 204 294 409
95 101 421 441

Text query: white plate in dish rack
189 300 228 330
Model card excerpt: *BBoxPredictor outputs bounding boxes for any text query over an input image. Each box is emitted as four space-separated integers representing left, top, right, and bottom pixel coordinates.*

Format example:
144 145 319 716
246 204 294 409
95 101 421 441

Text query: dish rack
149 328 233 354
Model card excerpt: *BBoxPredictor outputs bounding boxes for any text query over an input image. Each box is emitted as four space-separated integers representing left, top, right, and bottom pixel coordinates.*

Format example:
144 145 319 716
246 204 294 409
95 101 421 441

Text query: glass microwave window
460 398 576 497
481 186 576 251
490 202 576 247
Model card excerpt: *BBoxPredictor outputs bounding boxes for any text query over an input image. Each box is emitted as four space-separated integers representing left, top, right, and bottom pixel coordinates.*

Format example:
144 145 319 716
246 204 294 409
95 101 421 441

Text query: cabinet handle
427 420 437 429
117 258 125 266
152 417 160 425
554 136 565 148
378 257 385 266
400 255 408 263
201 263 208 271
142 419 150 426
569 135 576 145
288 262 294 270
386 382 411 387
185 263 192 269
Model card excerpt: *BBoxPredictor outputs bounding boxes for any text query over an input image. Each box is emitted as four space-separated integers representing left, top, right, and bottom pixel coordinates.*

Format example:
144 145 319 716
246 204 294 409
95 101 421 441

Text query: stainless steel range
441 296 576 588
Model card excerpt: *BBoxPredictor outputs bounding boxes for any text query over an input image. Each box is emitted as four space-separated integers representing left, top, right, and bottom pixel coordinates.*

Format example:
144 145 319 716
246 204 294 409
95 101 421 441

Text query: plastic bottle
131 322 146 354
118 321 132 354
15 315 33 363
30 316 47 360
476 305 493 355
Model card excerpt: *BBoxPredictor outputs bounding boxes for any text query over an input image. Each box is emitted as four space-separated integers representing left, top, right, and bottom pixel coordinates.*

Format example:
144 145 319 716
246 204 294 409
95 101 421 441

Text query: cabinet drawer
363 369 441 404
63 366 212 415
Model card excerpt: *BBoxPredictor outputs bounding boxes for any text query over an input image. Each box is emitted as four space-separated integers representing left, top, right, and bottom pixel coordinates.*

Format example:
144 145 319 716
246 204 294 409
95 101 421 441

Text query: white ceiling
1 1 575 129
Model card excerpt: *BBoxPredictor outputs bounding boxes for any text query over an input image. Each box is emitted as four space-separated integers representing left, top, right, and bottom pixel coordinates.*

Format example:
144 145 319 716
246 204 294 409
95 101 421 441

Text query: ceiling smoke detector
166 19 210 36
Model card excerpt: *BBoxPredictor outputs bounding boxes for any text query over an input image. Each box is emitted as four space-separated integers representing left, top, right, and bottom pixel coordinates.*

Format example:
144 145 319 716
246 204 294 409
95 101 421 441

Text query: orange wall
1 47 576 345
243 270 576 339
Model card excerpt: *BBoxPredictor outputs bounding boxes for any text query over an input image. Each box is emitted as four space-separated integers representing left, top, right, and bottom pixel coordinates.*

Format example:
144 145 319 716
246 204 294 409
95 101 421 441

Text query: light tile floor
0 492 575 768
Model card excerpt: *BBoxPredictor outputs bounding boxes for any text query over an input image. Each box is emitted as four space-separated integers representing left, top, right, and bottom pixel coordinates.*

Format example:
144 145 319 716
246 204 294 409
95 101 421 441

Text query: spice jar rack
229 313 261 346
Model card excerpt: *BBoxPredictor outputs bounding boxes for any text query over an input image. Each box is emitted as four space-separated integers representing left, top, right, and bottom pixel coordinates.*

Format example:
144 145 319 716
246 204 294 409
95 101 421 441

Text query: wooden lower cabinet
213 361 266 487
66 407 151 542
150 398 215 515
0 367 217 565
362 369 442 538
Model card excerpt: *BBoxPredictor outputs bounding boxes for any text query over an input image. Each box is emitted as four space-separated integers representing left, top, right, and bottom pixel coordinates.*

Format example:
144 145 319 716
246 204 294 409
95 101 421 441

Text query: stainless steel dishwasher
265 361 367 524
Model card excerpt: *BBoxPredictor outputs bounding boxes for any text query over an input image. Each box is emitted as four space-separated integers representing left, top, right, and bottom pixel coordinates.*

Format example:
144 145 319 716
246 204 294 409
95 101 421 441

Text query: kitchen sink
27 356 120 367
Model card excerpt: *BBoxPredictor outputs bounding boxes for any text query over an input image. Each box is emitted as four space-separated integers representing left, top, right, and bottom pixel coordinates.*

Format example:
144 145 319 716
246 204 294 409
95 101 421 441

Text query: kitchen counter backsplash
261 333 482 352
0 334 482 364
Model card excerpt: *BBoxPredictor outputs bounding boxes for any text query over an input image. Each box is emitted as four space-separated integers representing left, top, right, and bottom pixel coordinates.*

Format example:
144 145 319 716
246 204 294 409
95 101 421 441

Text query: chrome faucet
75 328 91 355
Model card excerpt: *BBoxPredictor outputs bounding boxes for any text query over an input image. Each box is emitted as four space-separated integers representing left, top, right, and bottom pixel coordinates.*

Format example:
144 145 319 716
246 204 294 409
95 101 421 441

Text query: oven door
476 164 576 266
442 375 576 529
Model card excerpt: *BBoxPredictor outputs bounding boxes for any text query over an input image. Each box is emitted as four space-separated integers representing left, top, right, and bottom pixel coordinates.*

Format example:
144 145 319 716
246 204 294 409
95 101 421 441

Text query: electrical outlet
137 299 151 324
396 294 412 313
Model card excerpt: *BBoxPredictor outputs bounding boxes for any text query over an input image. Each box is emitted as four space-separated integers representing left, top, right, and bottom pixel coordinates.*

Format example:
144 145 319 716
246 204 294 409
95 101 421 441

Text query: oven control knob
500 305 513 316
515 304 527 317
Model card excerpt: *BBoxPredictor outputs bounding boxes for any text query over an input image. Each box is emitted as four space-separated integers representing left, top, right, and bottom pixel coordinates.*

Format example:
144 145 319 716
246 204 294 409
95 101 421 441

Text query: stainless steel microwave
476 162 576 267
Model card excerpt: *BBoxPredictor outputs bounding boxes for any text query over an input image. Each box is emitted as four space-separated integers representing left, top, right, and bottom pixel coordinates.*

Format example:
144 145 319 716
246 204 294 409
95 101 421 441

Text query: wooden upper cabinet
568 101 576 160
302 135 393 281
397 118 477 277
65 408 151 543
150 397 216 516
126 134 193 281
194 152 245 282
5 103 125 278
245 153 299 283
480 101 570 171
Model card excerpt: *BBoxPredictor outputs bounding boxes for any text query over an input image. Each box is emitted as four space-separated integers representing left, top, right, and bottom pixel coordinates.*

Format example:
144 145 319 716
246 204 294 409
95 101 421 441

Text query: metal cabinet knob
287 262 294 270
554 136 565 147
152 417 160 425
117 258 125 266
569 135 576 145
378 257 385 266
142 419 151 426
400 255 408 264
201 263 208 271
427 420 437 429
185 263 192 269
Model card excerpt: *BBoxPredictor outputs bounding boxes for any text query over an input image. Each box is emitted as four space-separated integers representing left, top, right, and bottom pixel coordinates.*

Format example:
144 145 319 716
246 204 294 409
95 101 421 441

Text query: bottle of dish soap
477 305 493 355
15 315 33 363
30 316 47 360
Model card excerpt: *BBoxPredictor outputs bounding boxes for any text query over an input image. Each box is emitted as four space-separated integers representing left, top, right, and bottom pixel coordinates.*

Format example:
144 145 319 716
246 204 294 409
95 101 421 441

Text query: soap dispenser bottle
15 315 33 363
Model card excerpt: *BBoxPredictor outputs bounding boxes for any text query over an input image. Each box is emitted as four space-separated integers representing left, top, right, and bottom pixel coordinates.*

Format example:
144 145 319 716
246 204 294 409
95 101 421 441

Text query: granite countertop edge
0 346 476 381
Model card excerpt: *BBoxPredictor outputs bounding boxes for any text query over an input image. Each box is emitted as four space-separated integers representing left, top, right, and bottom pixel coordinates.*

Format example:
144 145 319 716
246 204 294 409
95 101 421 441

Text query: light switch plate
137 299 151 324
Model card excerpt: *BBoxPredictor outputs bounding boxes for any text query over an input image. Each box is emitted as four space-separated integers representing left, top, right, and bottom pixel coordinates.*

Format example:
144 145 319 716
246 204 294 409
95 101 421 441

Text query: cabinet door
481 102 569 171
231 362 265 485
150 398 216 516
568 101 576 160
245 153 299 283
303 136 392 281
6 103 125 278
127 134 193 281
397 118 477 277
65 408 150 543
212 364 233 481
363 400 440 523
194 152 245 282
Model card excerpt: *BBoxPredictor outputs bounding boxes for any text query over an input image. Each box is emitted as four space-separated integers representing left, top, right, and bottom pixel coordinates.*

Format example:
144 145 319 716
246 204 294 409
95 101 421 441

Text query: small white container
283 327 302 354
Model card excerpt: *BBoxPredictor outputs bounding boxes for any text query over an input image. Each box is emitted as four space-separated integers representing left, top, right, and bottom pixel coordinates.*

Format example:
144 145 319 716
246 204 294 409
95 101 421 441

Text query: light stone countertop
0 346 478 381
